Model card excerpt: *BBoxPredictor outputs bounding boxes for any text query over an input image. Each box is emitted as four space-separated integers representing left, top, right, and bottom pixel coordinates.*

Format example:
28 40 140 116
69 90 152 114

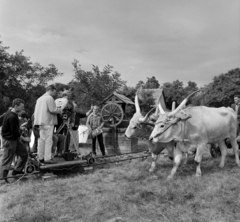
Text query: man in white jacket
34 84 61 164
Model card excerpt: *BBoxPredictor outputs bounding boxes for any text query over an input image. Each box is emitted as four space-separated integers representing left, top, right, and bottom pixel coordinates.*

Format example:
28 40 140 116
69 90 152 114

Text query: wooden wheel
101 103 124 127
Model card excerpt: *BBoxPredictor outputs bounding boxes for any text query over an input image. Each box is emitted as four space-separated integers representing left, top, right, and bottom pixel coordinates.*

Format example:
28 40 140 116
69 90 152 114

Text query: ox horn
154 93 161 116
156 93 166 115
167 90 200 118
135 95 141 113
158 103 166 115
139 107 156 122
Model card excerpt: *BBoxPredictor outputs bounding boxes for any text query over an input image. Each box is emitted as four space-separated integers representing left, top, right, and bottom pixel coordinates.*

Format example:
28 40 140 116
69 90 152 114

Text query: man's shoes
44 159 58 164
12 170 25 176
38 159 45 163
38 159 45 166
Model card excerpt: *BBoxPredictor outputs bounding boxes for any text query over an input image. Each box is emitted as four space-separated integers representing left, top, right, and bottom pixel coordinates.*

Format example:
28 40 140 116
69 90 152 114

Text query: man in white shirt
34 84 61 164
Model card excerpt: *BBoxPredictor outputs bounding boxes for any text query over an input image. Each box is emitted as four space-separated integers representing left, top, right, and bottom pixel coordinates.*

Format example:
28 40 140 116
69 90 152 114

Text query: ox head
149 90 199 143
125 95 158 139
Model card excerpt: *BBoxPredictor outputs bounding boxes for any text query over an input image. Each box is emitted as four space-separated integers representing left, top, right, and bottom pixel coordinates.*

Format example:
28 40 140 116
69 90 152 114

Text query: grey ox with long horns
125 93 175 172
149 90 240 178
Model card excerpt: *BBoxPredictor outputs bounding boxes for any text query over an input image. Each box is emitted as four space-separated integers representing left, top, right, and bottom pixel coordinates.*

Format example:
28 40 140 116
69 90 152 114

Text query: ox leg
194 145 205 177
149 153 158 172
166 145 174 161
183 153 189 165
167 145 183 179
229 138 240 167
218 140 227 168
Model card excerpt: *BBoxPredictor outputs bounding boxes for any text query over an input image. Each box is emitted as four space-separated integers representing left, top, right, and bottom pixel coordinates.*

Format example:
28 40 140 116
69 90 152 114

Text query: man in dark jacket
0 98 28 181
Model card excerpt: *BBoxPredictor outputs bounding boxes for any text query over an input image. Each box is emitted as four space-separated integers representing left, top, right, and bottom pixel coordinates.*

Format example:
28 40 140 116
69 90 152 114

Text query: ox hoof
166 175 174 180
195 174 201 178
218 164 224 168
149 169 155 173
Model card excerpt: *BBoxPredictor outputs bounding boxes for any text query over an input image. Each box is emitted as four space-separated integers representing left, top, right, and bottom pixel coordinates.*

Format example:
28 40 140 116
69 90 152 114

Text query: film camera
55 97 73 122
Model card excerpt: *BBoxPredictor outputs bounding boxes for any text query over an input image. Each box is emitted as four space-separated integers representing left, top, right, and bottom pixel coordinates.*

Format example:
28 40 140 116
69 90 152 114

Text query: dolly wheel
87 157 95 165
25 164 36 174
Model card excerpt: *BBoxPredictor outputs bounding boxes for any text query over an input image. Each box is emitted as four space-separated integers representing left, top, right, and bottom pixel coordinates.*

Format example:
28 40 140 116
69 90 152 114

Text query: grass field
0 150 240 222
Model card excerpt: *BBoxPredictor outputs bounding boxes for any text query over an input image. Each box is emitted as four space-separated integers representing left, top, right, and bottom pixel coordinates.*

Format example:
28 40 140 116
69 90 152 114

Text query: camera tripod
56 118 81 158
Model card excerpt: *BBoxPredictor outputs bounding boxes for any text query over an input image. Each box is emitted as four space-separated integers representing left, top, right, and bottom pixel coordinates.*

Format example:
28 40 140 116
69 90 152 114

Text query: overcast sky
1 0 239 87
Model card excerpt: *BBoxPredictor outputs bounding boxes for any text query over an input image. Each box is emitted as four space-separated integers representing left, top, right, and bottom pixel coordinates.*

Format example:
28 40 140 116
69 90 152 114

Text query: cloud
0 0 239 88
17 28 62 44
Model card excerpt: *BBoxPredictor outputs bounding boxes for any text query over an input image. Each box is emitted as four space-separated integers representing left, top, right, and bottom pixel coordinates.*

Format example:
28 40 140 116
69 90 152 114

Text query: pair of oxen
125 91 240 178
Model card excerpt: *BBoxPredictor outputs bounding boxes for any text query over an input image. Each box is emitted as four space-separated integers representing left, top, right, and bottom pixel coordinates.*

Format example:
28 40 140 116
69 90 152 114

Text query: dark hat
62 89 73 96
18 111 28 119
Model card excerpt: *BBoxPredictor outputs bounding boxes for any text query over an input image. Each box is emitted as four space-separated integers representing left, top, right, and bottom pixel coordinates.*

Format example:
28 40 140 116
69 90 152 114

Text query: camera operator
55 89 75 135
33 84 62 164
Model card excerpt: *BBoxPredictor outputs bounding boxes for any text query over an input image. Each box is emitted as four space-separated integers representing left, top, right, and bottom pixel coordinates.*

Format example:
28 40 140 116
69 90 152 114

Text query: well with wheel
100 92 138 154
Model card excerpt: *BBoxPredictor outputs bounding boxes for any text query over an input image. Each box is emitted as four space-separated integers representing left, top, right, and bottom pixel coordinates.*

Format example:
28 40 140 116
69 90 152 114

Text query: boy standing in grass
86 106 105 156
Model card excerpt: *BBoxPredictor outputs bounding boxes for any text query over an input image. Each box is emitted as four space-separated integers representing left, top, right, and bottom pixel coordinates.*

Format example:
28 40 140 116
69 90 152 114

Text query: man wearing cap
34 84 61 164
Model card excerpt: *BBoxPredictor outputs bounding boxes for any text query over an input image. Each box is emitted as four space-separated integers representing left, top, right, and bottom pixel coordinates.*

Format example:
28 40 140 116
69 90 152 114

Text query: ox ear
175 111 192 121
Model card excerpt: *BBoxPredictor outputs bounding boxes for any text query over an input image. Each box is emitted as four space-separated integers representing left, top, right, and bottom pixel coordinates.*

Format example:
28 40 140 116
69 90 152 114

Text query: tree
144 76 160 89
162 80 185 108
183 81 199 105
135 76 160 90
0 40 63 115
198 68 240 107
70 60 126 111
135 80 144 90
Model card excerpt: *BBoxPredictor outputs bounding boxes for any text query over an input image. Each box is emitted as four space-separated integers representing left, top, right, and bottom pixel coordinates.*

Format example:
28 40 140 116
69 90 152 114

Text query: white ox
125 94 175 172
150 92 240 178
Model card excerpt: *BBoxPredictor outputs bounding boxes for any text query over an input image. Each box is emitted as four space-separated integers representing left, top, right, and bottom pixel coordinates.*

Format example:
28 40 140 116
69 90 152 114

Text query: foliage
135 76 160 90
70 60 126 111
197 68 240 107
1 39 239 117
0 41 63 115
161 80 202 108
144 76 160 89
162 80 185 108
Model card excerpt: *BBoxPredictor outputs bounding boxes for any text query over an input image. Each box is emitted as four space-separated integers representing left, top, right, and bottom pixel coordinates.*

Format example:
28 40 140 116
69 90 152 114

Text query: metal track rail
0 151 152 181
92 153 151 166
94 150 150 160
